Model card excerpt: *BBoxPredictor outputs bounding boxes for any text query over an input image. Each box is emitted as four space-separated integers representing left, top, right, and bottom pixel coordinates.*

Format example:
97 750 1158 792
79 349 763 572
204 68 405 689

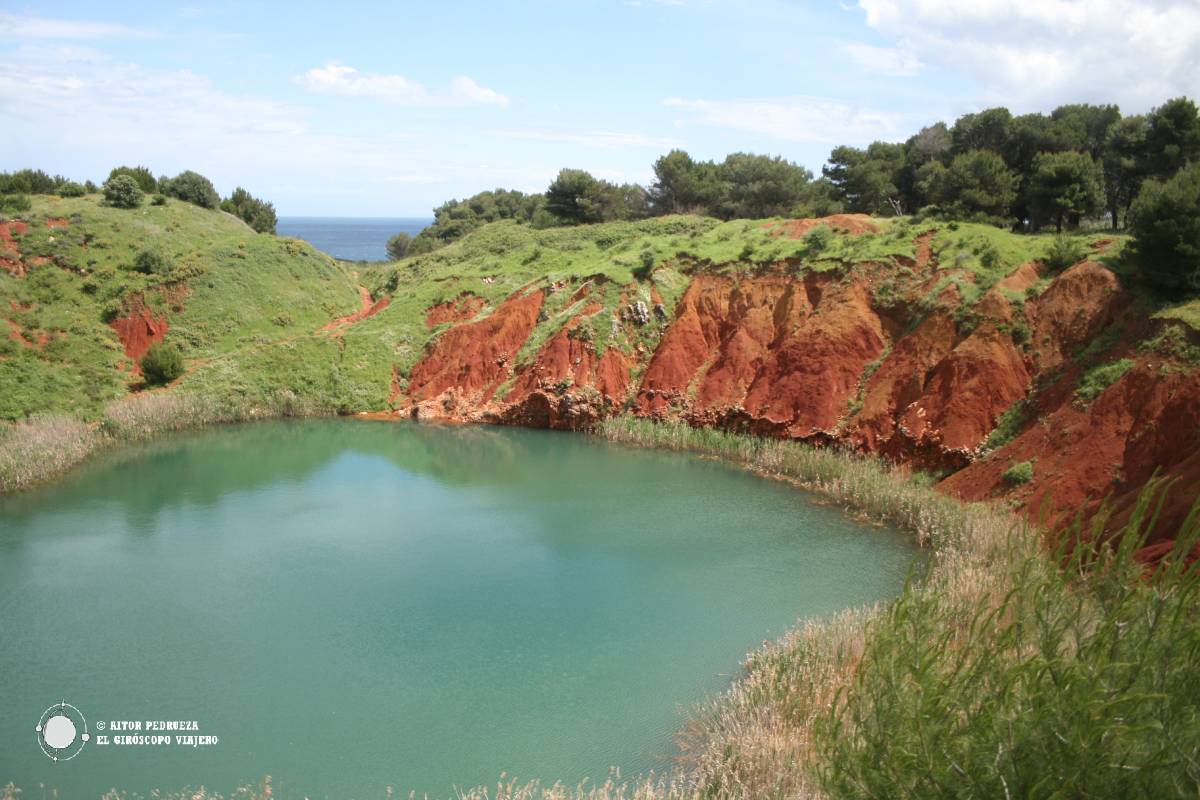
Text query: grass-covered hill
0 194 366 420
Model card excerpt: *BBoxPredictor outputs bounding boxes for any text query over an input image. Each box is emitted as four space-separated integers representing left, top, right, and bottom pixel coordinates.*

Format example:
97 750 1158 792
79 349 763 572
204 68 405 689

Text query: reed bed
0 388 335 492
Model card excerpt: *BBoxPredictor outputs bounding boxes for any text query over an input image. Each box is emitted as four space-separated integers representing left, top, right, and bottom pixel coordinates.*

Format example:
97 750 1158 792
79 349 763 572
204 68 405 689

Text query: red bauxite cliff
391 222 1199 556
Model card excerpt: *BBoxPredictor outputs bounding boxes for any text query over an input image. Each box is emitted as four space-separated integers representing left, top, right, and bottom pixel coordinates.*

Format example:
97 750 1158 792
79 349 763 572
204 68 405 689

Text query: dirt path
320 286 390 333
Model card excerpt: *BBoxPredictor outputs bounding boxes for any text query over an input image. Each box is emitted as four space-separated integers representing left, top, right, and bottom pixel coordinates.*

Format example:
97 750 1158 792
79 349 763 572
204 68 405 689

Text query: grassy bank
0 388 340 492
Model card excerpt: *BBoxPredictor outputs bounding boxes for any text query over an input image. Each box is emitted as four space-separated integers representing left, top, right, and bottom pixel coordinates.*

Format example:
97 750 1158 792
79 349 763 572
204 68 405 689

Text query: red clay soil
321 286 390 332
847 310 960 453
110 294 169 364
765 214 879 238
1026 261 1124 372
0 220 28 276
406 289 545 420
425 293 487 329
941 361 1200 548
499 304 634 429
44 217 69 229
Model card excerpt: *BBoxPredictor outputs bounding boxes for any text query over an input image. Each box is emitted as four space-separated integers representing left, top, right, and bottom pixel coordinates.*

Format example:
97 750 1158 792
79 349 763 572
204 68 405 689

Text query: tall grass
0 413 98 491
818 489 1200 798
0 388 338 492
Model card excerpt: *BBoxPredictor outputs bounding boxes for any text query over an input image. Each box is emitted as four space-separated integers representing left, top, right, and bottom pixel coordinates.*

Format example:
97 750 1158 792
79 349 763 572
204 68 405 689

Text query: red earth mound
764 214 879 239
425 293 487 329
110 295 169 365
407 289 545 420
0 220 29 276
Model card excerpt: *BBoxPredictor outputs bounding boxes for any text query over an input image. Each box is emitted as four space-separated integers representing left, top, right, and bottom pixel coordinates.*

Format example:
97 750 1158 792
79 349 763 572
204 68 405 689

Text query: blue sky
2 1 1198 215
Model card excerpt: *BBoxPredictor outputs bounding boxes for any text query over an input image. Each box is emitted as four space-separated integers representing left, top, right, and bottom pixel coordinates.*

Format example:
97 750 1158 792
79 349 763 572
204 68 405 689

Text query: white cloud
489 128 679 149
449 76 508 107
853 0 1200 110
0 45 524 213
663 96 911 143
295 61 508 107
0 11 156 39
844 41 922 77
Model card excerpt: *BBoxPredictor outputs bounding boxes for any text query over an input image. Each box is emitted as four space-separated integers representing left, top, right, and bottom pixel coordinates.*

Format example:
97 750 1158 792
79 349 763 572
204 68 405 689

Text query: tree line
388 95 1199 292
0 165 278 234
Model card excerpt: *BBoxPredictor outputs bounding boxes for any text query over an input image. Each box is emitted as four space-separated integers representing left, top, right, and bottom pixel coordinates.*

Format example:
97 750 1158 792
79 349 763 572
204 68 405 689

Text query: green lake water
0 420 916 799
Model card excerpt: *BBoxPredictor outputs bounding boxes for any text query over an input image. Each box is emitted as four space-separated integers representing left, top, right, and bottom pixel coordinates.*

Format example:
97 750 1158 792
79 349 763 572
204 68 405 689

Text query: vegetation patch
1075 358 1135 404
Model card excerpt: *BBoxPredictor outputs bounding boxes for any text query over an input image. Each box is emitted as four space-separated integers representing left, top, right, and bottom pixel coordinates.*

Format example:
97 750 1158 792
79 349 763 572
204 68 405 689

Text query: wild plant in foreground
816 484 1200 799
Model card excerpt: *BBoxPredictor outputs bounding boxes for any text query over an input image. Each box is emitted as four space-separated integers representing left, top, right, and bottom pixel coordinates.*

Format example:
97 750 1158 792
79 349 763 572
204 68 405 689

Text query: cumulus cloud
851 0 1200 110
663 96 911 143
295 62 508 107
0 11 156 39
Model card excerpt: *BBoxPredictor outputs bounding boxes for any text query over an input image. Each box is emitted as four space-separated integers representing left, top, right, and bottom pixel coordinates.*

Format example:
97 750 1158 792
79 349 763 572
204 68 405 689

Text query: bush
803 224 833 255
58 181 85 198
385 232 411 260
103 175 143 209
162 170 219 209
132 249 169 275
1043 233 1087 271
151 194 167 206
220 187 277 234
0 194 32 213
139 343 184 385
107 165 158 194
1127 162 1200 293
1002 459 1034 485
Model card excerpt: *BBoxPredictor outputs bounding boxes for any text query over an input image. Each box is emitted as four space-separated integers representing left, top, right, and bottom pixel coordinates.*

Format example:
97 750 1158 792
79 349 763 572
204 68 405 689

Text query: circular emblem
35 701 89 761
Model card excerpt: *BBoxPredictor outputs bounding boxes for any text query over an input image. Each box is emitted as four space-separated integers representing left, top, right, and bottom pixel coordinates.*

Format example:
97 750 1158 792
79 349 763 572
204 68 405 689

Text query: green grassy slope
0 195 364 420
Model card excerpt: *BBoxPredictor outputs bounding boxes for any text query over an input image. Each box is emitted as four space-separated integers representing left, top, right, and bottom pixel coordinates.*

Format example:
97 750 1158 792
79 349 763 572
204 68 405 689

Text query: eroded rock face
392 238 1197 549
407 289 544 420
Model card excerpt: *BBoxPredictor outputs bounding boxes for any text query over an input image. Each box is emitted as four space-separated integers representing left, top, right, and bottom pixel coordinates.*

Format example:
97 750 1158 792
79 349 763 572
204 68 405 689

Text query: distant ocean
277 217 432 261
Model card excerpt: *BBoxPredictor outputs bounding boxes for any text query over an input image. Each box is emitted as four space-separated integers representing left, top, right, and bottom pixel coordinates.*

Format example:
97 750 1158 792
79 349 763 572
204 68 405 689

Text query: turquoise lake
0 420 916 799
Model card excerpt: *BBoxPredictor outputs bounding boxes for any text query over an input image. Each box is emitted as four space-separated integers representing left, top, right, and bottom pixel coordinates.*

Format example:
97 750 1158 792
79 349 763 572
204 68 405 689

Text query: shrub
1002 459 1034 485
107 165 158 194
1043 233 1087 271
631 248 656 280
0 193 32 213
103 175 143 209
132 249 169 275
140 343 184 385
162 170 219 209
803 224 833 255
151 194 168 206
58 181 85 198
1127 162 1200 293
385 232 411 260
220 186 277 233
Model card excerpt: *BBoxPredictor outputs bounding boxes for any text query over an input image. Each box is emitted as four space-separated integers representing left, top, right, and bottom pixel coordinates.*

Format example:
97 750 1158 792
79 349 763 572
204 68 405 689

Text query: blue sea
277 216 432 261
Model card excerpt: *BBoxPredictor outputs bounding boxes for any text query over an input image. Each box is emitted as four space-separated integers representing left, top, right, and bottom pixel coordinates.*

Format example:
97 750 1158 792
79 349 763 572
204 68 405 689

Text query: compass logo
35 701 90 762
